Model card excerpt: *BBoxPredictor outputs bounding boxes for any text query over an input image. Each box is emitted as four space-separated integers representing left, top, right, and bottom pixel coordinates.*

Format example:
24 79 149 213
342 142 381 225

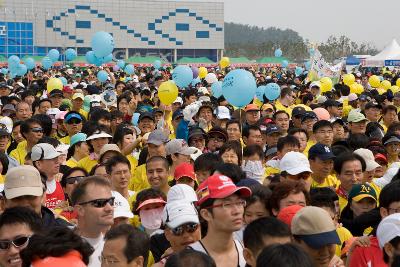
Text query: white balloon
205 73 217 84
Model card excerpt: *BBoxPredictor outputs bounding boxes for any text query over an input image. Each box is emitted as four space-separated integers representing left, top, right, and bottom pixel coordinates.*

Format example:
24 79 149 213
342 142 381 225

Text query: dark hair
268 180 309 214
165 249 216 267
194 153 222 172
347 133 370 150
333 152 366 174
31 114 53 137
214 163 246 184
256 243 314 267
0 152 9 175
89 163 106 176
310 187 338 211
20 118 42 139
280 87 293 98
273 110 289 121
38 98 52 107
104 224 150 265
138 147 149 166
133 188 166 215
313 120 333 133
387 122 400 135
277 136 300 152
380 180 400 209
243 217 291 255
70 176 111 205
20 227 94 266
226 119 241 131
383 105 397 115
246 184 271 210
60 167 88 188
243 144 263 159
113 124 134 146
183 89 197 99
117 93 132 108
287 127 309 140
105 154 131 174
218 140 242 165
242 125 261 138
384 236 400 263
89 108 111 122
37 136 60 148
67 140 85 160
0 207 43 233
110 110 124 121
145 156 169 171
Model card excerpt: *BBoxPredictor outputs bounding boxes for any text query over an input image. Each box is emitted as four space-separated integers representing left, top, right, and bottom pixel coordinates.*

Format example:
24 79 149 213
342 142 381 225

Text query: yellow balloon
369 75 381 88
198 67 208 79
320 77 333 93
349 83 358 94
391 85 400 94
158 81 178 105
47 78 63 93
220 57 230 68
381 80 391 90
396 78 400 87
356 84 364 94
343 74 355 86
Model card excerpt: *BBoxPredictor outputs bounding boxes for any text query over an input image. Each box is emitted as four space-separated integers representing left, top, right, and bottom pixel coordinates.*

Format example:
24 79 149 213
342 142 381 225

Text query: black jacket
41 206 72 228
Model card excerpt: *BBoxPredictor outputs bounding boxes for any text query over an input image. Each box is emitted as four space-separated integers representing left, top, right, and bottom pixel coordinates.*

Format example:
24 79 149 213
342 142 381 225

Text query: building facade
0 0 224 62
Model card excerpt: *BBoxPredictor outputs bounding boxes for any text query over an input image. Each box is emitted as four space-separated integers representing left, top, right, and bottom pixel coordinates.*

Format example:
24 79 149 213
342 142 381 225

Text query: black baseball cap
172 109 183 120
323 99 342 108
138 112 155 122
308 143 336 161
365 101 382 110
265 124 282 135
301 111 318 123
292 106 306 118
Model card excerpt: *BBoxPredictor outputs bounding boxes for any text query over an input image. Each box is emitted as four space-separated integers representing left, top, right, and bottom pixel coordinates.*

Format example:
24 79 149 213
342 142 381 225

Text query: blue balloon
91 31 115 58
222 69 256 107
295 67 304 77
41 56 53 69
255 86 266 101
211 81 223 98
25 58 35 70
265 83 281 101
1 68 8 75
97 70 109 83
48 49 60 62
124 64 135 75
60 77 68 86
65 48 77 61
282 60 289 68
125 77 132 82
16 64 27 76
305 61 311 70
8 55 20 67
85 51 97 64
274 48 283 58
191 77 201 86
132 113 140 126
117 60 125 68
309 48 315 56
153 60 162 69
172 65 193 88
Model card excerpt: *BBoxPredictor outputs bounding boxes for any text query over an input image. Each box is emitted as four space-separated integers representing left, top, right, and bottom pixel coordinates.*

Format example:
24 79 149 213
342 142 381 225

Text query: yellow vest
10 140 27 165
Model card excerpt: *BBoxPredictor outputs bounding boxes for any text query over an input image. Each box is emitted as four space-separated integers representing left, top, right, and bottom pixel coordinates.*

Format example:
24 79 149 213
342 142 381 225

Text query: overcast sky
176 0 399 49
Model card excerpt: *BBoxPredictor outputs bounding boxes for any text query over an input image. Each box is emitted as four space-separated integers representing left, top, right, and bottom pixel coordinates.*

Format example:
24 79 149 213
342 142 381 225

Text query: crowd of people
1 63 400 267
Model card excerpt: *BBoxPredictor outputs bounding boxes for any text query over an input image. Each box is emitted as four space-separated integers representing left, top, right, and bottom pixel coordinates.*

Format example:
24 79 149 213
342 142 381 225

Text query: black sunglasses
0 236 30 250
66 176 85 184
66 119 82 125
30 127 43 133
171 223 199 236
78 197 115 208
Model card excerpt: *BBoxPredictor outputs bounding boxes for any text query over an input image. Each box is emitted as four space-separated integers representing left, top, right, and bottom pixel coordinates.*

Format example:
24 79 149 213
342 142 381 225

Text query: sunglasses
0 236 30 250
78 197 115 208
66 119 82 125
171 223 199 236
30 127 43 133
66 176 85 184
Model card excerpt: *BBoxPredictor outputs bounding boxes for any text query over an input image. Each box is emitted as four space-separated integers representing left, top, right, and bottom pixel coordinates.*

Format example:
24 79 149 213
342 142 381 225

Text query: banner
308 49 343 82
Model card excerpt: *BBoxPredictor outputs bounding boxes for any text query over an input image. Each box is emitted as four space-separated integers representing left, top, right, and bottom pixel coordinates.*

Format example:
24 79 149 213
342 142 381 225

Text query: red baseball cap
63 86 73 94
277 204 304 227
244 104 259 112
196 174 252 206
174 162 196 181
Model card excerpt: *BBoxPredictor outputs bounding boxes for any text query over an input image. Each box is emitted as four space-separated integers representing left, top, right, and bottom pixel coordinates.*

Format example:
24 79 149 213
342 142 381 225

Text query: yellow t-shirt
66 158 79 168
10 140 27 165
59 135 71 145
338 194 348 214
128 163 174 192
77 156 98 173
0 174 4 183
336 226 353 257
264 166 280 178
79 109 88 120
274 100 293 117
303 140 316 157
309 174 339 189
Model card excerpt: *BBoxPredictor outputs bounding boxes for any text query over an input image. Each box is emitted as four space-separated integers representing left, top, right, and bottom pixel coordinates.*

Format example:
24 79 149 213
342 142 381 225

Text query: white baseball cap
215 106 231 120
190 147 203 162
31 143 61 161
167 184 198 203
348 93 358 102
112 191 134 219
354 148 380 172
280 151 312 175
166 139 197 156
377 213 400 248
173 97 183 105
162 201 199 229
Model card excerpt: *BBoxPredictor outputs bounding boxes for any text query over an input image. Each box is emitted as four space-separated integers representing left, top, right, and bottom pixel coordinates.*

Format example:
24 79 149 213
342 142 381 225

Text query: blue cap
308 143 336 161
64 112 83 122
70 133 87 146
172 109 183 120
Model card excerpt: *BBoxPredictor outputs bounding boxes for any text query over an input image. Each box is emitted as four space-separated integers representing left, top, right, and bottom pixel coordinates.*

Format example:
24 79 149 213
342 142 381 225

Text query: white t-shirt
82 234 104 267
46 179 56 194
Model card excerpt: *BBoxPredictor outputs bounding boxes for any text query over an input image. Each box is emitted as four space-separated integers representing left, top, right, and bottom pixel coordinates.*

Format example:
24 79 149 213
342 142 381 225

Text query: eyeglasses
171 223 199 236
209 136 225 142
78 197 115 208
30 127 43 133
66 176 85 184
0 236 30 250
205 200 246 210
99 255 120 265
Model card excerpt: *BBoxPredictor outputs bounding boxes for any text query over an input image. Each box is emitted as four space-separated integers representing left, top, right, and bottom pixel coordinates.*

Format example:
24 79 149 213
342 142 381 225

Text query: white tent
363 39 400 67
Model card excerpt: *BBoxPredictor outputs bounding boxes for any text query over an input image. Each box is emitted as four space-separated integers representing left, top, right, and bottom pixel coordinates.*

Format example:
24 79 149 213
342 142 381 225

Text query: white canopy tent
363 39 400 67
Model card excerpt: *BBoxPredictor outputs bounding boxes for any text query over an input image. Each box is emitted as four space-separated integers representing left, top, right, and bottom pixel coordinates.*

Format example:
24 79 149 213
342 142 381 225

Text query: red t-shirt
349 236 388 267
45 181 65 210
